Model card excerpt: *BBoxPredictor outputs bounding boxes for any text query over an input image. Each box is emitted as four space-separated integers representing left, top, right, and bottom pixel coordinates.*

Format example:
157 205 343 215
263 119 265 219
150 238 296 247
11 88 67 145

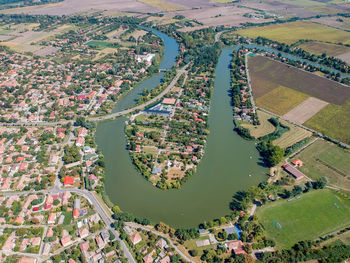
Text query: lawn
257 189 350 248
62 211 72 225
297 41 350 57
255 86 309 115
294 139 350 190
305 99 350 144
236 21 350 45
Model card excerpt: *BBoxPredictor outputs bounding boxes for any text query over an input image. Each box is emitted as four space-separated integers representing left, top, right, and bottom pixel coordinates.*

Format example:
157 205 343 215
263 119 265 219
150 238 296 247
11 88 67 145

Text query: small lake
96 31 267 228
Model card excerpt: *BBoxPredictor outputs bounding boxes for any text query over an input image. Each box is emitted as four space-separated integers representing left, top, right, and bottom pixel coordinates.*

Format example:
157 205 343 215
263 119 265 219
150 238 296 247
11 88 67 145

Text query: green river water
96 36 267 228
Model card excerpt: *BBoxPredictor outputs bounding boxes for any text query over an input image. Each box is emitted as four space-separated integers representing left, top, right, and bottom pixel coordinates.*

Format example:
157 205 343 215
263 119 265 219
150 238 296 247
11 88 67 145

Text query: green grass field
305 99 350 144
85 40 117 50
257 189 350 248
256 86 309 115
297 41 350 57
237 21 350 45
294 139 350 190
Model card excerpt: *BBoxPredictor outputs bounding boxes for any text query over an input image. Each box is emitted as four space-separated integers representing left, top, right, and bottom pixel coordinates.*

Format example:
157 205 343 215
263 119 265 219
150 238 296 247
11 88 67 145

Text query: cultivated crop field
257 189 350 248
294 140 350 190
138 0 184 11
305 99 350 144
236 21 350 45
297 41 350 57
249 55 350 105
282 97 329 124
241 110 312 148
255 86 309 115
272 119 312 148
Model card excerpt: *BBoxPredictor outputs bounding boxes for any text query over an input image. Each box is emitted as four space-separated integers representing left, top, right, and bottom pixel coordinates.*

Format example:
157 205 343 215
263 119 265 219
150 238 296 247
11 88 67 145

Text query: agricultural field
236 21 350 45
296 41 350 57
294 139 350 190
138 0 184 11
282 97 329 124
255 86 309 116
241 110 312 148
336 51 350 65
0 24 72 53
305 99 350 144
257 189 350 248
272 119 312 148
249 55 350 143
248 55 350 105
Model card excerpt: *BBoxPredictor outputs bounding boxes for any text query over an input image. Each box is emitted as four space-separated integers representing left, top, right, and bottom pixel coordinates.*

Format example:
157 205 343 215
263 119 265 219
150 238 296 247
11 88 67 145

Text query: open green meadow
85 40 117 50
237 21 350 45
255 86 309 115
294 139 350 190
297 41 350 57
305 99 350 144
257 189 350 248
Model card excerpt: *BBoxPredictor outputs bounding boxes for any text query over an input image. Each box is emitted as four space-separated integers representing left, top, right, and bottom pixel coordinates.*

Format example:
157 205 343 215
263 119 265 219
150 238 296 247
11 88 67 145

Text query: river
96 31 267 228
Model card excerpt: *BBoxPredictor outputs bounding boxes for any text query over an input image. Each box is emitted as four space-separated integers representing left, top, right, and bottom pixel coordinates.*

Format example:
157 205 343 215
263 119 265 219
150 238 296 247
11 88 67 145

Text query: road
0 64 189 127
89 64 189 122
1 187 136 263
125 222 194 263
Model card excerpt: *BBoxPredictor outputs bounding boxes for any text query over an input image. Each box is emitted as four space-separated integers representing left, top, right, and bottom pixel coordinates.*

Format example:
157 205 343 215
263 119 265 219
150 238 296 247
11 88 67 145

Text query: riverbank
96 48 267 228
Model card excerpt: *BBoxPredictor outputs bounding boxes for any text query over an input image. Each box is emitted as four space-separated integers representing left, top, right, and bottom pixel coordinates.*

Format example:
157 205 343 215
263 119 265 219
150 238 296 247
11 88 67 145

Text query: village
126 64 214 189
0 16 162 123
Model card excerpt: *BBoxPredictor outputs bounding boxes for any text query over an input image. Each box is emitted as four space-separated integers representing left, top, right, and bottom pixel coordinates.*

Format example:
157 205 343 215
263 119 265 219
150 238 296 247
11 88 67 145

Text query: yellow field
138 0 183 11
236 21 350 45
297 41 350 56
241 110 275 138
241 110 312 148
273 119 312 148
256 86 310 115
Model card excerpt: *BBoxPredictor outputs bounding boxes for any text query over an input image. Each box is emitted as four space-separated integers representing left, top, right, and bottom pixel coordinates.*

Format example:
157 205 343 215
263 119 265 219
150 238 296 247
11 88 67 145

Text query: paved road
0 188 136 263
89 64 189 122
125 222 194 263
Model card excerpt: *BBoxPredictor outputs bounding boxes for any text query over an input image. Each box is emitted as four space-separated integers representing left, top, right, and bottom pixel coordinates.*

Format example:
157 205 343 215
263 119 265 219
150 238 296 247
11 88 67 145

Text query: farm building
292 159 303 167
283 164 305 180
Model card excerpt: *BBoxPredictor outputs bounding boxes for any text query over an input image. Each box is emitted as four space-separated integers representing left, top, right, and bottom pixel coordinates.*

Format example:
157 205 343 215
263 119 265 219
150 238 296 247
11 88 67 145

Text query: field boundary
244 53 350 149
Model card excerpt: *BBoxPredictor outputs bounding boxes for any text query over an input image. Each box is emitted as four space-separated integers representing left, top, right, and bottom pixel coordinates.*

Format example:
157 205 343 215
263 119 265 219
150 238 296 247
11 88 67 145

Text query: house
160 256 170 263
156 238 168 249
80 241 90 260
75 137 85 147
283 164 305 180
64 176 75 186
130 232 142 245
78 228 89 238
162 98 176 105
292 159 303 167
143 249 155 263
152 167 162 175
225 240 246 255
60 235 72 247
19 257 37 263
47 213 56 224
